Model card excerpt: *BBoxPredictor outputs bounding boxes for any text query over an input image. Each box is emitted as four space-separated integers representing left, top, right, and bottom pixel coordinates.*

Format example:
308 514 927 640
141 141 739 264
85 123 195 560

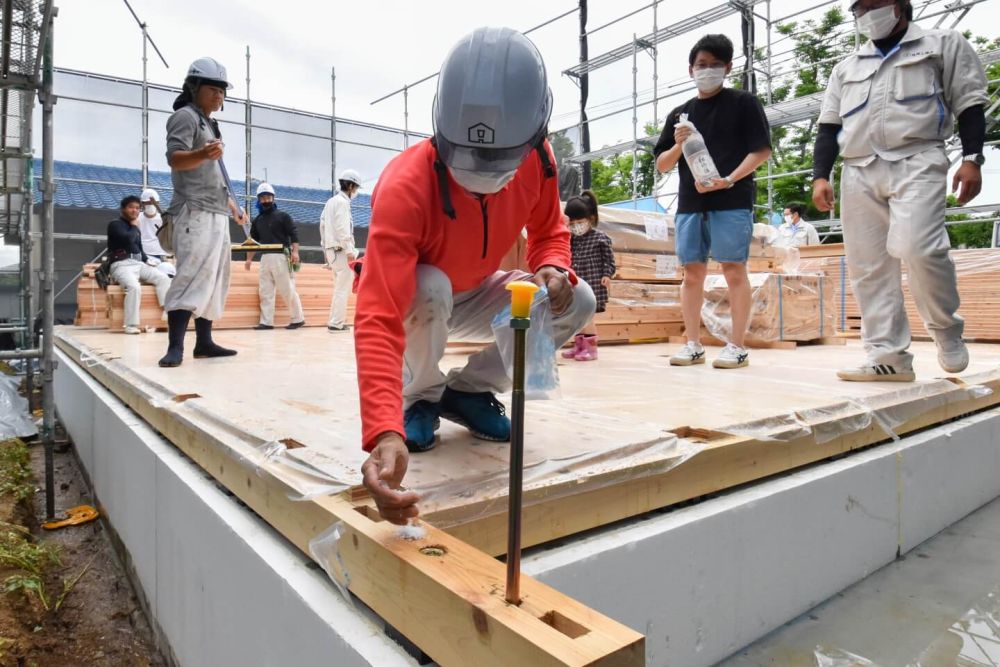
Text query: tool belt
109 249 143 265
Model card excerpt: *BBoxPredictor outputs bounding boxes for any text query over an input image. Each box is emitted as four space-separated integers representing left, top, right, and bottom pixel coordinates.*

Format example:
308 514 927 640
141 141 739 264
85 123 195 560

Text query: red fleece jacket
355 138 571 451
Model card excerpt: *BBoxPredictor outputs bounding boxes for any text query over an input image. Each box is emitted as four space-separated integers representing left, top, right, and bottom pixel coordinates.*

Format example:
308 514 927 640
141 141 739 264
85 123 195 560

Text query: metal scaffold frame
0 0 57 518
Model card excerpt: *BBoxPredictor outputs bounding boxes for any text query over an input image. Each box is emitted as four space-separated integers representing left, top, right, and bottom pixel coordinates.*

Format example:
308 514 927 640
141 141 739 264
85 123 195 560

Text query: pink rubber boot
562 334 585 359
575 335 599 361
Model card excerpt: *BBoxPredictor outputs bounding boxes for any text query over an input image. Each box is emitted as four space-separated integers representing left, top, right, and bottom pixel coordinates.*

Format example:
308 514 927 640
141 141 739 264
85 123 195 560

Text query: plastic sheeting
701 272 838 344
0 374 36 439
721 380 993 444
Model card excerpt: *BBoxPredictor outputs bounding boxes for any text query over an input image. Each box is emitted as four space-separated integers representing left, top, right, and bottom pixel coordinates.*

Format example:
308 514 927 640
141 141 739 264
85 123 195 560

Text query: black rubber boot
193 317 237 358
158 310 192 368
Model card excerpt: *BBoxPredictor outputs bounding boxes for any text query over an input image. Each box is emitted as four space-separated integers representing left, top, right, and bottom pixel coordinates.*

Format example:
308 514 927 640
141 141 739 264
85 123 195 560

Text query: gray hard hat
338 169 362 187
433 27 552 193
186 57 233 90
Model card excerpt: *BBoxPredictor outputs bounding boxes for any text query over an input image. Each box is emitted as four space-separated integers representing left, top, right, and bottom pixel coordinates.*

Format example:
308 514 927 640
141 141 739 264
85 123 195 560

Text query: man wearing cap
812 0 988 382
107 195 172 334
159 57 249 367
357 27 596 524
319 169 361 332
138 188 175 277
244 182 305 330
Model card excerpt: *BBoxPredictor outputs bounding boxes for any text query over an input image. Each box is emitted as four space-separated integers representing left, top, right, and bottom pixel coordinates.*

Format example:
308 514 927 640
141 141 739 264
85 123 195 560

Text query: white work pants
258 253 304 326
326 249 353 328
402 266 596 408
110 259 171 328
164 205 231 321
841 149 962 369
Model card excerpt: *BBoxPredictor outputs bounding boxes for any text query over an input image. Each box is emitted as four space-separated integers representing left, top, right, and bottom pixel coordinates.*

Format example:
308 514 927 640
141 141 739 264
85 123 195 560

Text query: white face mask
693 67 727 93
569 222 590 236
143 204 157 217
856 5 900 40
449 167 517 195
783 214 795 225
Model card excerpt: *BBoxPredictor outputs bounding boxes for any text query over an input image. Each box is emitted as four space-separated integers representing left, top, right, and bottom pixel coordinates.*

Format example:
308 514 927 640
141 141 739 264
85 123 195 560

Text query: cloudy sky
43 0 1000 198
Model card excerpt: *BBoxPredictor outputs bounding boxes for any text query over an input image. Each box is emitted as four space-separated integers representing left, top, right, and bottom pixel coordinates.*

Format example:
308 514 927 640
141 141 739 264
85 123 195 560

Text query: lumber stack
78 262 356 331
699 272 838 345
797 245 1000 342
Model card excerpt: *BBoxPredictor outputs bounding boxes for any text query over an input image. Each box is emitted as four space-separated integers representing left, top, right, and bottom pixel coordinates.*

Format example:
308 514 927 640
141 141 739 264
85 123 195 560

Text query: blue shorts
675 209 753 265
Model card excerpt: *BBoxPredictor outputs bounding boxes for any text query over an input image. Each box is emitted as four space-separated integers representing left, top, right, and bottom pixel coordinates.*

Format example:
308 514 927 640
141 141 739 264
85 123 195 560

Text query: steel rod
505 323 527 605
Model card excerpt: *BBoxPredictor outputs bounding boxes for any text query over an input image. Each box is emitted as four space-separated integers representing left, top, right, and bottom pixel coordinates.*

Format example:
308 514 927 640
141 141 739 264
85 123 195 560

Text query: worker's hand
291 251 300 265
673 125 693 146
812 178 835 212
201 139 224 161
347 252 357 262
361 433 420 525
146 257 161 267
244 259 252 271
694 177 732 194
952 162 982 206
600 276 611 289
533 266 573 316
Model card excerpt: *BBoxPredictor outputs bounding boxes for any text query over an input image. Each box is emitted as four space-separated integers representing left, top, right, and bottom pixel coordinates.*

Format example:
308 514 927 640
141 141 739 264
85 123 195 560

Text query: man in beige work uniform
812 0 988 382
319 169 361 331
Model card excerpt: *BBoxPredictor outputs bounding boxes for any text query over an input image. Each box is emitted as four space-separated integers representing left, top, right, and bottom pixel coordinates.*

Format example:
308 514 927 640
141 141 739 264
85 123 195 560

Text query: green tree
588 122 658 205
548 129 576 167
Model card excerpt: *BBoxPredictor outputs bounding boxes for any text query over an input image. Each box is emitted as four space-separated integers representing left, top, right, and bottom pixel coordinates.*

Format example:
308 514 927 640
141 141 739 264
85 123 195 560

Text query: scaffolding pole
39 7 56 521
245 46 252 217
331 66 336 191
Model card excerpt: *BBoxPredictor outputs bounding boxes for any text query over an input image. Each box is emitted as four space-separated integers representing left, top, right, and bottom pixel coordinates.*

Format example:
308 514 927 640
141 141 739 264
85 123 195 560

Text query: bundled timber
700 273 838 344
77 262 356 331
798 246 1000 342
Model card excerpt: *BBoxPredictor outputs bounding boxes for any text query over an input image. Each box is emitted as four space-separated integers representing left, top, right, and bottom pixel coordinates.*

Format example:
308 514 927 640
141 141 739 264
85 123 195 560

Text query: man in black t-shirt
653 34 771 370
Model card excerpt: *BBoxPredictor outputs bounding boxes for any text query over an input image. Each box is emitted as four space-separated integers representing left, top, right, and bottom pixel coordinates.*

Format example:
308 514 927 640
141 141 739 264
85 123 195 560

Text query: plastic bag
0 375 37 439
491 286 560 399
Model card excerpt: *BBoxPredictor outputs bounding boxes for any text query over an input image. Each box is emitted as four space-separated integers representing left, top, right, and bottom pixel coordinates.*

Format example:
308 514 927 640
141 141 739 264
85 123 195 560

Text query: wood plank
54 333 644 667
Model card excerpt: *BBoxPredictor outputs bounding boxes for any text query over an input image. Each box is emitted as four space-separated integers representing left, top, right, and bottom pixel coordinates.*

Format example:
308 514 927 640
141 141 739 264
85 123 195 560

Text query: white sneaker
837 362 915 382
713 343 749 369
670 341 706 366
123 325 141 335
937 338 969 374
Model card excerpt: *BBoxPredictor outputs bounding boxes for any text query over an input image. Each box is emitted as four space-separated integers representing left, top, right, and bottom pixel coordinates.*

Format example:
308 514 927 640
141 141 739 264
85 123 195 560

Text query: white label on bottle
655 255 679 278
644 218 669 241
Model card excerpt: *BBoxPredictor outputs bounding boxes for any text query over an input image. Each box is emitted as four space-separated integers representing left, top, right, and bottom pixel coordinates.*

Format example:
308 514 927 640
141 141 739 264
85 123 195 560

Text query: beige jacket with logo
819 23 987 165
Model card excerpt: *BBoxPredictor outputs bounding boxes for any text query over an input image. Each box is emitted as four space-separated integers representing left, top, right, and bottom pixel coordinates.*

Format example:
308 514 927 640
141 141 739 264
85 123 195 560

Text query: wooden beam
54 335 644 667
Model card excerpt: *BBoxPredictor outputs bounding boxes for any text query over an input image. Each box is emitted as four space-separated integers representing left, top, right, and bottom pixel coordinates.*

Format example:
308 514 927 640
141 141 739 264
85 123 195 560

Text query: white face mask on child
569 222 590 236
144 205 157 217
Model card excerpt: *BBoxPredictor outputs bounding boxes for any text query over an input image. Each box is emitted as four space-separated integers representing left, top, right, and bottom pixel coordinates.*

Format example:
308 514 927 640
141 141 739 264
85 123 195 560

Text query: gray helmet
186 57 233 90
433 27 553 194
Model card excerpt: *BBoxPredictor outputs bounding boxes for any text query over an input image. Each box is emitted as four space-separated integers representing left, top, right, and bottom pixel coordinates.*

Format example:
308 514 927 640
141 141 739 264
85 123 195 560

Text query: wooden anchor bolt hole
539 610 591 639
419 545 447 557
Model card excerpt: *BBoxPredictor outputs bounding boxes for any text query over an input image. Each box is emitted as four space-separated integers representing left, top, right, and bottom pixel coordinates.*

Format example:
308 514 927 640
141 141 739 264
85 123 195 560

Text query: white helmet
140 188 159 202
256 182 275 198
338 169 362 188
186 57 233 90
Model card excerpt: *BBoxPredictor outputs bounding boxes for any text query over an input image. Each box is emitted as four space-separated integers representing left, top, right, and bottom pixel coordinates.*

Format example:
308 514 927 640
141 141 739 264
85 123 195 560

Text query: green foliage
0 523 59 576
4 573 49 611
548 129 576 166
588 121 660 205
0 439 34 503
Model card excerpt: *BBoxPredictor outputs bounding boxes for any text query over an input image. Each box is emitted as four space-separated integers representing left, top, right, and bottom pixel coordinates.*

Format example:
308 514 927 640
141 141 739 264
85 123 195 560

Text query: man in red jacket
358 27 596 523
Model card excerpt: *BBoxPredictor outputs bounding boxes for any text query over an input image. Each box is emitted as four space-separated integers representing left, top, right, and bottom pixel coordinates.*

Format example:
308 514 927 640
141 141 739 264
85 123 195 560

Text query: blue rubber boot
404 400 442 453
440 387 510 442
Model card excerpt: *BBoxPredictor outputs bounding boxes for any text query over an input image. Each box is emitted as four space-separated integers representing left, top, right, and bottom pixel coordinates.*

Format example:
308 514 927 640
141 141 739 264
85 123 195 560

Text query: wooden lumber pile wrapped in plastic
700 272 838 345
76 262 356 331
797 244 1000 342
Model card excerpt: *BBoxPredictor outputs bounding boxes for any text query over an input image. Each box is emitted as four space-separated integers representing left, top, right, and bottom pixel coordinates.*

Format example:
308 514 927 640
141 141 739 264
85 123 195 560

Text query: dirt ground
0 437 166 667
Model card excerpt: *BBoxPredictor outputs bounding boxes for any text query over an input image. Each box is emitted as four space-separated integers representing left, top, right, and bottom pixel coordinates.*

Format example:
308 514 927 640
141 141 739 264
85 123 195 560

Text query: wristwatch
723 175 735 188
963 154 986 166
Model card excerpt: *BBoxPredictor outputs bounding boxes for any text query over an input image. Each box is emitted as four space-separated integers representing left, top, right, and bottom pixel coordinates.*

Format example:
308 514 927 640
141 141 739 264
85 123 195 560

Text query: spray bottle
675 113 720 188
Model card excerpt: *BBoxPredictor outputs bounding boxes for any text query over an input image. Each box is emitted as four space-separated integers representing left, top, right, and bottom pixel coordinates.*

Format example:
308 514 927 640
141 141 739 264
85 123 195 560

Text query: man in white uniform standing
159 57 249 367
776 203 820 248
319 169 361 332
138 188 175 277
812 0 988 382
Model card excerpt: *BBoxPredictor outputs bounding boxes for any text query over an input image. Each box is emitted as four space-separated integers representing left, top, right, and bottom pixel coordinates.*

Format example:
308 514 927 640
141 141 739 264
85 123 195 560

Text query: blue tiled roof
32 159 371 227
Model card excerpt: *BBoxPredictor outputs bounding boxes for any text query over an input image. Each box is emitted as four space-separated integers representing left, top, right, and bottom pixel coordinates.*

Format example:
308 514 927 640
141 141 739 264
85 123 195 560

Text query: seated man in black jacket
107 195 172 334
243 183 305 330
